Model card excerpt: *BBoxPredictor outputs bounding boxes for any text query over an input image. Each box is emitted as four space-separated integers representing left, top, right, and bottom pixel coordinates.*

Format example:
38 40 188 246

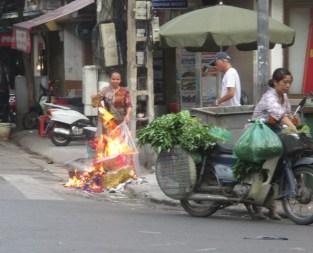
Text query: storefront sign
12 28 31 53
0 34 14 47
152 0 187 9
100 23 119 67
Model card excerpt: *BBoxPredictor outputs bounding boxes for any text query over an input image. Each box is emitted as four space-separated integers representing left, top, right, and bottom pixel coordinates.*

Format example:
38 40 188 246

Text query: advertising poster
153 49 165 105
200 52 218 106
177 49 218 110
176 48 198 110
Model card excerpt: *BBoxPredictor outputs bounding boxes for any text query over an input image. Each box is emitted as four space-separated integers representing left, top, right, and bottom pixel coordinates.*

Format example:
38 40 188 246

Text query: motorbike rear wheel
180 199 220 217
23 111 39 129
50 123 71 146
282 166 313 225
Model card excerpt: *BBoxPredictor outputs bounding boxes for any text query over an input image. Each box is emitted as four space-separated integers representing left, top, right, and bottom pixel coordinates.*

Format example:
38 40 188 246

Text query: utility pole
254 0 269 103
97 0 114 23
127 0 138 137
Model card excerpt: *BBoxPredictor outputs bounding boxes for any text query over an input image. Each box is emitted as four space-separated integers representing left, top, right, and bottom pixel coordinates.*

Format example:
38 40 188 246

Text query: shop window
24 0 39 12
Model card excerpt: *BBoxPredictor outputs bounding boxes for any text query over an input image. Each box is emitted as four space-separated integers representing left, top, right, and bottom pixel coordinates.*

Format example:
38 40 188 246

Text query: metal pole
254 0 269 103
127 0 138 137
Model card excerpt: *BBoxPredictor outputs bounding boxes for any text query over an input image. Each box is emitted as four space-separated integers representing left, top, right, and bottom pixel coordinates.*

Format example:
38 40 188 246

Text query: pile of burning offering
64 108 138 193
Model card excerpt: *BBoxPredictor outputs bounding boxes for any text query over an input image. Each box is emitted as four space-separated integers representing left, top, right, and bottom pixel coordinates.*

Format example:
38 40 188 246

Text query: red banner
303 23 313 94
0 34 14 47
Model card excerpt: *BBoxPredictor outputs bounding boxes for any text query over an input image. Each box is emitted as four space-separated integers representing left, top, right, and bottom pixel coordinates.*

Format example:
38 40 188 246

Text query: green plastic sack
207 126 232 143
234 121 283 162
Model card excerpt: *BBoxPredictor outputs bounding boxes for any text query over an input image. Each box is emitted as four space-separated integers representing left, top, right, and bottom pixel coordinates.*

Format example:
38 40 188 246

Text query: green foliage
137 111 231 153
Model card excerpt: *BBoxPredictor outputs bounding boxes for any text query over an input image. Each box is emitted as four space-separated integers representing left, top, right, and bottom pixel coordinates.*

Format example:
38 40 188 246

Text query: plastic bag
234 120 283 162
96 122 139 187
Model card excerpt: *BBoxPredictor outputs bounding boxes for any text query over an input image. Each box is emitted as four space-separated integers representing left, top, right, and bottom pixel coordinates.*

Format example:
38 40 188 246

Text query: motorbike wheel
282 166 313 225
23 111 39 129
50 124 71 146
180 199 220 217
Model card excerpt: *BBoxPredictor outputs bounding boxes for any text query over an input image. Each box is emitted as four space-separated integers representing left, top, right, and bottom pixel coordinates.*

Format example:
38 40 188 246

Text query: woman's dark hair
268 68 293 87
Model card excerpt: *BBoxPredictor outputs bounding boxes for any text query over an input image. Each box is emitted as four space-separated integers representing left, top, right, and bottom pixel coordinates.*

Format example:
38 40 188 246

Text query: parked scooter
45 102 96 146
155 97 313 225
0 91 16 123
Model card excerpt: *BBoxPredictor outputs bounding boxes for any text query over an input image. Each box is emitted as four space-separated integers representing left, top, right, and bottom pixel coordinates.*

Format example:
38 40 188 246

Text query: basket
155 146 196 200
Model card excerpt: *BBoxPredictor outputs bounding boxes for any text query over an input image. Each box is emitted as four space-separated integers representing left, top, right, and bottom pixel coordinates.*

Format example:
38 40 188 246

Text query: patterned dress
99 86 132 124
252 87 291 122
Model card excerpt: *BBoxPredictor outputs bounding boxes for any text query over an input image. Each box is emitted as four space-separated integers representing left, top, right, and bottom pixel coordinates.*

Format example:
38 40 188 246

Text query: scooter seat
215 143 234 155
83 127 97 140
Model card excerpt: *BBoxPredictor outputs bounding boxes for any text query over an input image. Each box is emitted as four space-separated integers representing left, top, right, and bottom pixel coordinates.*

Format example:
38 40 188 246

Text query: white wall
289 8 310 94
270 0 284 73
63 26 83 81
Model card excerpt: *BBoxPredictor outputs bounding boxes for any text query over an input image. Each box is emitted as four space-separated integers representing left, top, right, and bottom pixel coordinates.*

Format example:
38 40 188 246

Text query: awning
12 0 95 53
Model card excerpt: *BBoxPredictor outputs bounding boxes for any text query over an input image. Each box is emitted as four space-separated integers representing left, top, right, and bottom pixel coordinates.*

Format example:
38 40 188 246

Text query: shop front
0 29 24 123
153 0 302 113
285 0 313 95
12 0 96 102
154 0 256 113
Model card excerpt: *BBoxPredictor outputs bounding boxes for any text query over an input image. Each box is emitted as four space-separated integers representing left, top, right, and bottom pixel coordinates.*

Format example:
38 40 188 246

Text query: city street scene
0 0 313 252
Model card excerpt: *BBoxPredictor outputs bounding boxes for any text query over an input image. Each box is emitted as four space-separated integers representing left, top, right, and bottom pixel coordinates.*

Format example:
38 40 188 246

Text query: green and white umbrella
159 4 295 51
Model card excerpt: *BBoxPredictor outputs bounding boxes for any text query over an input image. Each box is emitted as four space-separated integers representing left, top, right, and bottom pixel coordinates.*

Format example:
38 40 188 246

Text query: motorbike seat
215 143 233 155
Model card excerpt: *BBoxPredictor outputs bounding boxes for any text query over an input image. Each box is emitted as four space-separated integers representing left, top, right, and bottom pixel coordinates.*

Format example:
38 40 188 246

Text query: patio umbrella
159 4 295 51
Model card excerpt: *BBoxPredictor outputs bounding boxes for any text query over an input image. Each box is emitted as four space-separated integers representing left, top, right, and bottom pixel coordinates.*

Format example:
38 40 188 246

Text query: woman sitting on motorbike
251 67 298 220
253 67 298 132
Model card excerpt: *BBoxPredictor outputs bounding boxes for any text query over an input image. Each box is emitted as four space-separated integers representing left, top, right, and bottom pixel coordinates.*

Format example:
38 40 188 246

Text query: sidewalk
11 129 178 206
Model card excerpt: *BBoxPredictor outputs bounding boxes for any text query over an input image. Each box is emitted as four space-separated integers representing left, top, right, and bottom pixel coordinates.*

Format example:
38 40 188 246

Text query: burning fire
64 108 137 192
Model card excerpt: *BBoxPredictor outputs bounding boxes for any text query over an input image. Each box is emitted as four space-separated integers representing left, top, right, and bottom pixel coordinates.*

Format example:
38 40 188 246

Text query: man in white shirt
211 52 241 106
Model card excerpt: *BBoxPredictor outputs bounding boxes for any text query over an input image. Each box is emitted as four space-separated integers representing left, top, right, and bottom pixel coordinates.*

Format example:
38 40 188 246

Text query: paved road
0 142 312 253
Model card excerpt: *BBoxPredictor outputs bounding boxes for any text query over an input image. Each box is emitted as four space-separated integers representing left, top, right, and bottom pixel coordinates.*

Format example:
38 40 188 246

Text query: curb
124 183 180 207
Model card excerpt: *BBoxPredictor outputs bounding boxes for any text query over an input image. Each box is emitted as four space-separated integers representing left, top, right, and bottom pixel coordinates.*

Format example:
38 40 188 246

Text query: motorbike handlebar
294 96 307 116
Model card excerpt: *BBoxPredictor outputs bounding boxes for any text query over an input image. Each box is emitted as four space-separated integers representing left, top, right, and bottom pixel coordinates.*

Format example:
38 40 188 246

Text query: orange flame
64 107 136 192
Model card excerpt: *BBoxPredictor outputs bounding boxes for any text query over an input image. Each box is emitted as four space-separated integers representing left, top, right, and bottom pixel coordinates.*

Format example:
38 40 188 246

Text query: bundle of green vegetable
232 159 263 180
137 111 231 154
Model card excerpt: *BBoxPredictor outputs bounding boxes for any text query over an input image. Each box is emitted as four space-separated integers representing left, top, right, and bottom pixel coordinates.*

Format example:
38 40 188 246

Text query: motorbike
155 97 313 225
0 91 16 123
45 102 97 146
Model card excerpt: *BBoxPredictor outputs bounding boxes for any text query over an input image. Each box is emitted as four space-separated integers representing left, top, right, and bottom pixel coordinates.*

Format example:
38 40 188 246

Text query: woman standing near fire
96 71 132 130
